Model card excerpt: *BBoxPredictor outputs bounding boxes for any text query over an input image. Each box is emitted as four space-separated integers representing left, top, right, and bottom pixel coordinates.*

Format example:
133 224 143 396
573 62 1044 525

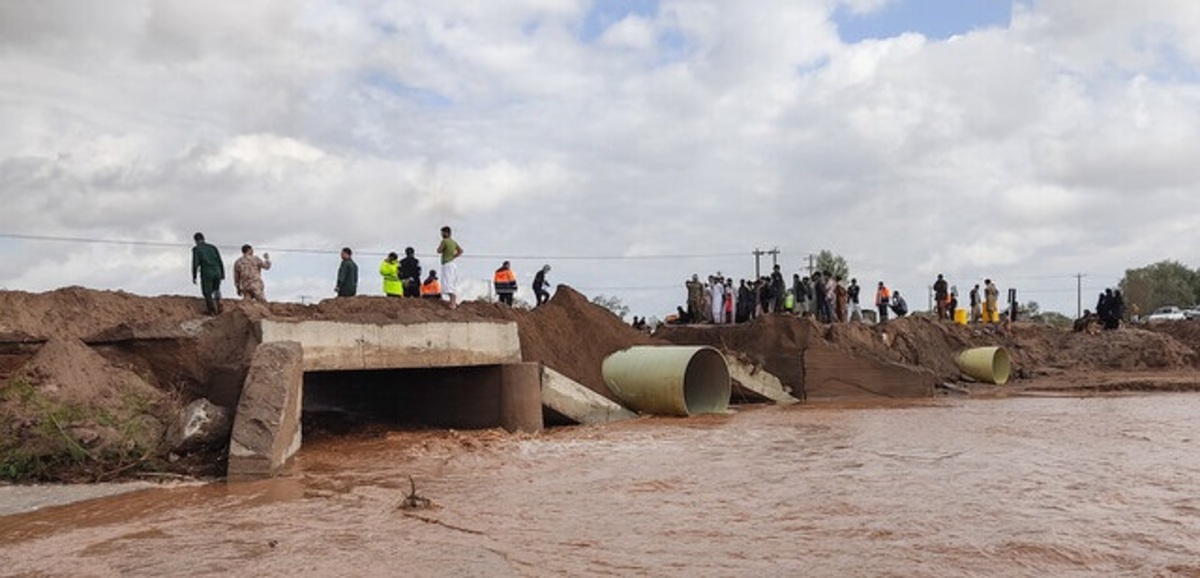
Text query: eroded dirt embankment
0 285 651 481
656 315 1200 398
4 285 1200 482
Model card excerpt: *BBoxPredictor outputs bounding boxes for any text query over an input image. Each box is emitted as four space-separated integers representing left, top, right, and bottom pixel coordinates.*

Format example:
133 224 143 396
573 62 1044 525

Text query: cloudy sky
3 0 1199 318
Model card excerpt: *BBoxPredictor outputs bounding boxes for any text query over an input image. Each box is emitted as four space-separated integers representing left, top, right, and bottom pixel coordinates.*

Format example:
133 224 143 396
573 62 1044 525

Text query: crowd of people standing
189 225 554 315
676 267 879 325
669 267 1039 328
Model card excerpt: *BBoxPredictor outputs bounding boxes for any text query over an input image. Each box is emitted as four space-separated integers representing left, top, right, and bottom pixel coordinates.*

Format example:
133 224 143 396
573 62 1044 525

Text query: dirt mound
659 313 1200 390
2 338 172 481
1050 328 1195 371
269 295 502 324
1144 321 1200 367
829 317 1196 379
0 287 203 341
654 315 814 389
488 286 660 397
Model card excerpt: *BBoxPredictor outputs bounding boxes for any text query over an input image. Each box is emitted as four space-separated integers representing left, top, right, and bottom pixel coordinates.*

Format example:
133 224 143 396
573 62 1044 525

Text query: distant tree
1118 260 1200 316
814 250 850 279
1023 301 1041 316
590 294 630 320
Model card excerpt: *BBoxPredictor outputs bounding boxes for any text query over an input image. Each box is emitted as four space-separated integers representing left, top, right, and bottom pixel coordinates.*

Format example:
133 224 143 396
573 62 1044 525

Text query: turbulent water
3 395 1200 577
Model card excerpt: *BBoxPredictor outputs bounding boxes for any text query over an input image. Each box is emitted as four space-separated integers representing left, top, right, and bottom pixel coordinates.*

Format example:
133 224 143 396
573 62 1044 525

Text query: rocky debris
165 398 233 454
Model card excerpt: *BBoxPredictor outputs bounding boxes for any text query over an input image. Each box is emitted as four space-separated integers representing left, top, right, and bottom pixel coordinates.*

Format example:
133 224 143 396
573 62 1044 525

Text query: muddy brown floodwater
4 395 1200 577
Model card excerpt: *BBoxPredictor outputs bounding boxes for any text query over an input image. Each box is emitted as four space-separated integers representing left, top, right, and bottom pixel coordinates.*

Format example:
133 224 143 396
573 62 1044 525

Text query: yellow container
954 308 968 325
955 346 1012 385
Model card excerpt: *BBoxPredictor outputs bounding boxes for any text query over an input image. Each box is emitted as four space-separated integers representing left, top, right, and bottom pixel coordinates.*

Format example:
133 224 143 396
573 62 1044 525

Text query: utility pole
807 254 815 276
1075 273 1086 319
754 247 782 278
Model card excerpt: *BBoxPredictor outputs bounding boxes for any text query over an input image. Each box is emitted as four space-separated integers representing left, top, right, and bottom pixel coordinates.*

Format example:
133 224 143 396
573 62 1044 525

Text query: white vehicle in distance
1184 307 1200 320
1147 306 1187 322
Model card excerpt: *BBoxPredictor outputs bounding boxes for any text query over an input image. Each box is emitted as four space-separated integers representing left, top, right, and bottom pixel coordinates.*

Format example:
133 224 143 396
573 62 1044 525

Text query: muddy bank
5 284 1200 483
656 315 1200 398
0 285 651 482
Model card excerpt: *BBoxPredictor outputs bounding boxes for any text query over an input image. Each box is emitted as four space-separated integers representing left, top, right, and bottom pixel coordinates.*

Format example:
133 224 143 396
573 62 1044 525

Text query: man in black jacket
399 247 421 298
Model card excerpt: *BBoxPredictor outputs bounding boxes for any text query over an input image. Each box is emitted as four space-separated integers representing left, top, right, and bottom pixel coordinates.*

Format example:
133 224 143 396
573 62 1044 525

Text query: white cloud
3 0 1200 316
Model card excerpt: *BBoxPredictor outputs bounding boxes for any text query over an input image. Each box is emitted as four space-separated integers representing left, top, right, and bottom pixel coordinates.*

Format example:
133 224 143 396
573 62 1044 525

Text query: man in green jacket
335 247 358 297
191 232 225 315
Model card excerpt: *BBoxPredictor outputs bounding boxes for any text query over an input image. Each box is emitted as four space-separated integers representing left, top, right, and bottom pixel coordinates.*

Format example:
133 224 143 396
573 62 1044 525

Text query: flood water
3 395 1200 577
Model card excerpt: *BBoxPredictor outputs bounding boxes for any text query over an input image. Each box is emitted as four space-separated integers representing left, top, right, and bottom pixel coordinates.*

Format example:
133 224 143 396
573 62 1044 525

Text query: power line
0 232 744 261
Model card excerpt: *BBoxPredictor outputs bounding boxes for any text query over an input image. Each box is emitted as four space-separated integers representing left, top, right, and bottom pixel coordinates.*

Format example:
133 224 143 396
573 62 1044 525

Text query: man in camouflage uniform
234 244 272 302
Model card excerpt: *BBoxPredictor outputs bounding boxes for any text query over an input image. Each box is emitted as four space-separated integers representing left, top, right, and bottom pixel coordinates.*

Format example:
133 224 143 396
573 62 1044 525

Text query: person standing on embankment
380 252 403 297
533 265 552 306
984 279 999 323
436 226 463 310
493 261 517 306
233 244 271 302
335 247 358 297
875 281 890 323
191 232 225 316
399 247 421 298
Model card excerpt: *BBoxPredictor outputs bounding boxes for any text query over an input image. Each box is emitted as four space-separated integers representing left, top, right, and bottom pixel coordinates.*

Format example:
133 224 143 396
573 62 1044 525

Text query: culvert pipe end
601 346 731 416
955 346 1012 385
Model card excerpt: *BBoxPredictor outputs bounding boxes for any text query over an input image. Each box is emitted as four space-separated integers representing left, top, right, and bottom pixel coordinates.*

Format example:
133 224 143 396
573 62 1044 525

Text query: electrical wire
0 232 745 261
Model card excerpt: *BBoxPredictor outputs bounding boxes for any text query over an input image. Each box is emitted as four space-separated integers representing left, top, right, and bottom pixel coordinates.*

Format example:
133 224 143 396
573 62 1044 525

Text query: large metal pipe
601 346 731 416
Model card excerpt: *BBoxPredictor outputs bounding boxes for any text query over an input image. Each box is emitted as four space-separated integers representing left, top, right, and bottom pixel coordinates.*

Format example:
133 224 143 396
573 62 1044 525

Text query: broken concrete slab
724 354 799 404
259 319 521 371
165 397 233 454
227 341 304 481
541 366 636 425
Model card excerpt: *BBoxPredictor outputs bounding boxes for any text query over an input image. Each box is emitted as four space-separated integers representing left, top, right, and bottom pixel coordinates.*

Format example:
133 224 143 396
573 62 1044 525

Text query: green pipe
601 346 731 416
955 346 1012 385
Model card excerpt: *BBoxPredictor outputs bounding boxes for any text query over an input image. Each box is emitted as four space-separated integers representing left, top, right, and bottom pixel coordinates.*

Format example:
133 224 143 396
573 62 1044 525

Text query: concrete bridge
228 319 633 480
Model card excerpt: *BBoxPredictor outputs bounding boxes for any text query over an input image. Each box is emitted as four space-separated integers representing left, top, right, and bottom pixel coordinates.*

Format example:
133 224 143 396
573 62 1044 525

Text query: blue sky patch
834 0 1011 42
580 0 659 42
364 71 453 108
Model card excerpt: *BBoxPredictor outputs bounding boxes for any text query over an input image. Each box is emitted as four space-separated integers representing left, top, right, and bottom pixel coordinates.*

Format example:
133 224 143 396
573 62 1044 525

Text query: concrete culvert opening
302 364 542 439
